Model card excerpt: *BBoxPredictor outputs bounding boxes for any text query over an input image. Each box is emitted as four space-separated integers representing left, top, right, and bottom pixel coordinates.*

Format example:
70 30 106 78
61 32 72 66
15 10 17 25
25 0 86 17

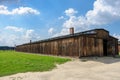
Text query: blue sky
0 0 120 46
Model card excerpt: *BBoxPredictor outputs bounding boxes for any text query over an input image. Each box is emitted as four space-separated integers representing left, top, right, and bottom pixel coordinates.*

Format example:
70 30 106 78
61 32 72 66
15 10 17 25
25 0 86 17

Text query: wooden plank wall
95 30 109 39
16 36 105 57
107 38 119 56
80 36 103 57
118 45 120 53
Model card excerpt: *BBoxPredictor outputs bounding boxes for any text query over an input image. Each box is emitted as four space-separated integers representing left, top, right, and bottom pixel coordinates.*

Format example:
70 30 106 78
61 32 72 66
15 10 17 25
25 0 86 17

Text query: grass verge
0 50 70 77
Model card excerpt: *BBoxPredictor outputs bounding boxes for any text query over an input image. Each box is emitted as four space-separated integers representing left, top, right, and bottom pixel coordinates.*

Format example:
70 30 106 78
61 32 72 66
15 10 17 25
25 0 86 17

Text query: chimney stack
70 27 74 35
30 40 32 44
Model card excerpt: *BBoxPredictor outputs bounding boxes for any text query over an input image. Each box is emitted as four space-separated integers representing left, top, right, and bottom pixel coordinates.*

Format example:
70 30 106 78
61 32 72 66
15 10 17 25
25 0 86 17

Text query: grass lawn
0 50 70 77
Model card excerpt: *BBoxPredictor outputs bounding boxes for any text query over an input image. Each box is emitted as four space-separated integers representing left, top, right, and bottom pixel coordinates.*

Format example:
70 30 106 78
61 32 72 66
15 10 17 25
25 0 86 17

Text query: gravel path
0 57 120 80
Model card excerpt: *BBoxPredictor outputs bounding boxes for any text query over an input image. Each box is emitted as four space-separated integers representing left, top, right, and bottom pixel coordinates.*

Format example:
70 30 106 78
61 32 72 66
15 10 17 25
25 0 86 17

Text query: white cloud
65 8 77 16
113 34 120 41
20 29 40 45
0 5 9 15
5 26 23 32
58 16 64 20
48 28 55 34
23 29 34 40
55 0 120 36
63 16 89 30
0 0 19 3
0 26 40 46
0 31 22 46
11 7 40 15
86 0 120 25
0 5 40 15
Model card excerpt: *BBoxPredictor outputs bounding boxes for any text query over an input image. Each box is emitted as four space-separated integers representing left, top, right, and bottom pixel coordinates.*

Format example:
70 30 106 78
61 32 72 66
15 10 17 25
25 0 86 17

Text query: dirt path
0 57 120 80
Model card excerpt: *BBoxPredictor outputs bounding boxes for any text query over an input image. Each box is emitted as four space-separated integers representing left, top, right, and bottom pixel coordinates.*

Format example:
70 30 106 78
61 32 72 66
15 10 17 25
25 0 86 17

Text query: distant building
16 28 118 57
0 46 15 50
118 41 120 52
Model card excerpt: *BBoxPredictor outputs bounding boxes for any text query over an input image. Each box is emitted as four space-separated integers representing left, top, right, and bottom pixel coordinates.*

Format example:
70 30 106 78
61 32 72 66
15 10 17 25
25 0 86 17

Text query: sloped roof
22 29 99 45
17 28 116 46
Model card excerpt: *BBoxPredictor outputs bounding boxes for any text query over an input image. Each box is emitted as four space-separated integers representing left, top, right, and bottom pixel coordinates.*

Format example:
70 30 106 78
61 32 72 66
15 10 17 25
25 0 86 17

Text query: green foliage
0 50 70 77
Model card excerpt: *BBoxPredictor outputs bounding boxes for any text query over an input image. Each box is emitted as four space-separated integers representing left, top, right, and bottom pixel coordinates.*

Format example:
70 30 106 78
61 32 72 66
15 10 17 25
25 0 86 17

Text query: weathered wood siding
16 36 106 57
95 30 109 39
15 29 118 57
118 44 120 53
107 37 118 56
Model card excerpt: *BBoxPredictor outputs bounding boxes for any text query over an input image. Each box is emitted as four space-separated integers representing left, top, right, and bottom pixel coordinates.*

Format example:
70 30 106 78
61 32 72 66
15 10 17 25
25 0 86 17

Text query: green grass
0 50 70 77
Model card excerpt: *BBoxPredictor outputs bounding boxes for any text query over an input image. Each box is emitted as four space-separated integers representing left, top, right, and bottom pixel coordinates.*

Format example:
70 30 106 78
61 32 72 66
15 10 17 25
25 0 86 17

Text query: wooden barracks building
118 41 120 53
16 28 118 57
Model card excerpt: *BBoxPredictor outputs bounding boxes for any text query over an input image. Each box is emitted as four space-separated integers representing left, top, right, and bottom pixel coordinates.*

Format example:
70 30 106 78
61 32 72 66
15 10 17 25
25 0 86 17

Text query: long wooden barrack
15 29 118 57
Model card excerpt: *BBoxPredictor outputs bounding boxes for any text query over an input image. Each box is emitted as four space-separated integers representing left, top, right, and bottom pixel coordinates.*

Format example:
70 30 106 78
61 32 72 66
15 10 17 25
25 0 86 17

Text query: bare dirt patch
0 57 120 80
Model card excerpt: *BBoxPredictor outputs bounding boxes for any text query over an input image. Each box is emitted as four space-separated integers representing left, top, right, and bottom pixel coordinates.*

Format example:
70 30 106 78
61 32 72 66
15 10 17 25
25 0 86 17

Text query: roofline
109 36 118 40
81 28 109 32
16 28 112 46
17 33 96 46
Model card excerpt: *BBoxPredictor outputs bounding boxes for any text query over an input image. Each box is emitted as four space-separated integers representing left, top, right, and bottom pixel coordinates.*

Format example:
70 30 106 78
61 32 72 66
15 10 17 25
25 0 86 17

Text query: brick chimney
70 27 74 35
